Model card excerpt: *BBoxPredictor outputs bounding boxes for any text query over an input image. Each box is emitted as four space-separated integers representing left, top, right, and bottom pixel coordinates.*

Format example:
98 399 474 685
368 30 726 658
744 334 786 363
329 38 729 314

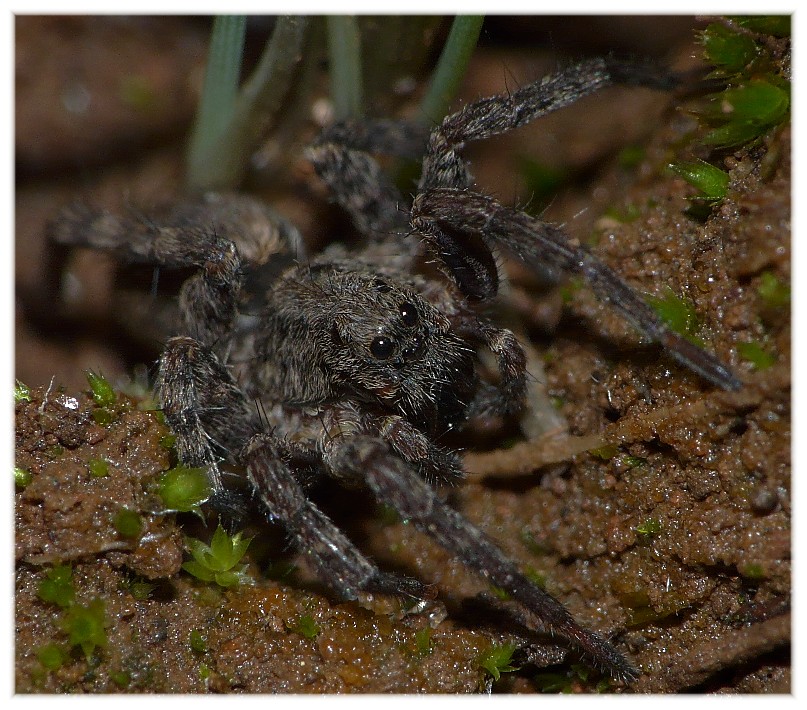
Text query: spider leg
307 119 428 243
419 57 678 194
49 194 301 355
243 432 433 601
412 189 741 392
158 336 257 492
377 414 465 485
322 432 638 681
471 322 528 417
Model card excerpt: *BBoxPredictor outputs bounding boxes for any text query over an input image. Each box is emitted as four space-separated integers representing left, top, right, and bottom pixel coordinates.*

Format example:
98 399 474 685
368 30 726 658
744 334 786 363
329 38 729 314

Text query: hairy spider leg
409 57 741 391
244 432 433 601
307 120 429 240
159 336 258 492
411 190 742 391
322 430 639 682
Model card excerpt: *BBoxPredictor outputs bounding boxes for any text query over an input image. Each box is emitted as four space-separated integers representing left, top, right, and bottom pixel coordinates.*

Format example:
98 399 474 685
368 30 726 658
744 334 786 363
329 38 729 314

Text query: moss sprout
413 627 433 657
183 523 253 588
87 458 110 478
757 271 790 310
113 508 144 539
190 629 208 654
646 286 703 344
37 643 67 672
740 562 766 580
669 160 729 201
158 463 212 513
700 22 760 75
15 380 32 403
478 642 519 681
37 565 76 608
290 614 320 639
85 370 117 407
701 79 789 148
590 443 620 461
110 670 132 688
634 518 663 539
124 576 156 601
737 341 777 371
15 466 33 488
60 598 108 659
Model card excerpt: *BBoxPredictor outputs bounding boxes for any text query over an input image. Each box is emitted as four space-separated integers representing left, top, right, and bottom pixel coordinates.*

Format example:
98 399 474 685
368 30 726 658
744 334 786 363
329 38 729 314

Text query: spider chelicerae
52 56 741 682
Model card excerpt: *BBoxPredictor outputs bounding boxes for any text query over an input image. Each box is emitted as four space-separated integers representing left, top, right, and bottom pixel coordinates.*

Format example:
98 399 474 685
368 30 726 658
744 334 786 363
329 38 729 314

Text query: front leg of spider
321 429 638 682
412 57 741 392
243 432 432 601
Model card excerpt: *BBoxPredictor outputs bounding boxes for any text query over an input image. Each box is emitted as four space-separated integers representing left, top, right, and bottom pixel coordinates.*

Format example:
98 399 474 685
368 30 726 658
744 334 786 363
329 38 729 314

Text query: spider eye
370 335 395 359
399 302 419 327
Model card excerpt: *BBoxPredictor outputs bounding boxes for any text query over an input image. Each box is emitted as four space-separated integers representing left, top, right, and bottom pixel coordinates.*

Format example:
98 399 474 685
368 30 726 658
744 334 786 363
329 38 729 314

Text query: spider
51 56 741 682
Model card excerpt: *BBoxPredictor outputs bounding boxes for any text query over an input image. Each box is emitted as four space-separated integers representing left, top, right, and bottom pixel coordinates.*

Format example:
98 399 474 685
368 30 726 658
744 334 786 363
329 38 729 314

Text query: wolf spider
52 56 741 682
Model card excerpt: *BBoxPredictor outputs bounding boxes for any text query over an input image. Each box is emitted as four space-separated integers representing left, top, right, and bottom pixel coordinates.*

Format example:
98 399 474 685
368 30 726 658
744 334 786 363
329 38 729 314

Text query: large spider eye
370 335 395 360
399 302 419 327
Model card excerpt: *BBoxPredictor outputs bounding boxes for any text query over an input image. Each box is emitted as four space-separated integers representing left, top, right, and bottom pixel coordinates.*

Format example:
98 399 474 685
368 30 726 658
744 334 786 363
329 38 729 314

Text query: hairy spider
51 56 741 682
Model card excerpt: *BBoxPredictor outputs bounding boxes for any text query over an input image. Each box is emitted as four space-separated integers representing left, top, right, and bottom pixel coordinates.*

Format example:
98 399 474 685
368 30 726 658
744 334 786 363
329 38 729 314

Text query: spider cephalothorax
254 264 479 437
52 56 741 682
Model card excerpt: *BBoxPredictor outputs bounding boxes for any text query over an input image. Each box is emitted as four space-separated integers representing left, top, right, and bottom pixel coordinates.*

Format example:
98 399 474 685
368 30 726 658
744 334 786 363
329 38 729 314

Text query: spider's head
321 273 478 435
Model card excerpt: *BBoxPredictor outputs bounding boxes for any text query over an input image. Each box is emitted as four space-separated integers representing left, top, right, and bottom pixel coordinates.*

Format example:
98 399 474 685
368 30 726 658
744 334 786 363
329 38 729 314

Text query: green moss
520 529 551 556
291 614 320 639
110 670 132 688
739 562 766 580
15 465 33 488
590 443 620 461
183 523 253 588
87 458 110 478
124 576 156 601
60 599 108 659
86 370 117 407
413 627 433 657
634 518 663 539
646 286 703 344
669 160 729 201
700 22 760 74
478 642 519 681
15 380 32 403
37 643 67 671
757 271 790 310
113 508 144 539
523 566 547 589
701 79 789 148
731 15 790 38
602 203 642 223
519 157 568 212
45 443 65 459
38 565 76 608
490 585 511 601
622 454 648 469
158 463 211 514
534 663 604 693
737 341 776 370
91 408 115 426
190 629 208 654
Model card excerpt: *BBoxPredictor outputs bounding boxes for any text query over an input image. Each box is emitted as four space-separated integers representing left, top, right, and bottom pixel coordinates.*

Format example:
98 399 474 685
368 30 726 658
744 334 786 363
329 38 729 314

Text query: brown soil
15 16 790 694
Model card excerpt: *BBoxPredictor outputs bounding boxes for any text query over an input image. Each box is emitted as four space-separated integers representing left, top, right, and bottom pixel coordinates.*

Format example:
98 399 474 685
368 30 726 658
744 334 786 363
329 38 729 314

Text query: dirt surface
15 16 790 694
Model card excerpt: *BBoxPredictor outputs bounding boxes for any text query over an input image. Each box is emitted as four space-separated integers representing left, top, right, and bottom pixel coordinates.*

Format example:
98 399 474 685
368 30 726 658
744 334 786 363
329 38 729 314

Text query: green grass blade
186 16 246 182
187 16 309 192
419 15 484 124
327 16 363 120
